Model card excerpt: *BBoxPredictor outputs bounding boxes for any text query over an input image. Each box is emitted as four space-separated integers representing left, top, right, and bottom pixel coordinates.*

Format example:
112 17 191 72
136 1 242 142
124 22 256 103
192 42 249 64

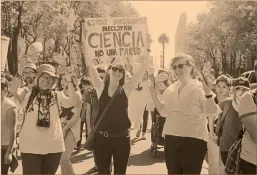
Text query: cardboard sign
84 17 148 64
1 36 10 71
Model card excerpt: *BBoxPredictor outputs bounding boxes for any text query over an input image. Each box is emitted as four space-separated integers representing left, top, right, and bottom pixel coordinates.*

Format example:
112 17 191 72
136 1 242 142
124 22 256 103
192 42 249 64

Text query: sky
128 1 210 68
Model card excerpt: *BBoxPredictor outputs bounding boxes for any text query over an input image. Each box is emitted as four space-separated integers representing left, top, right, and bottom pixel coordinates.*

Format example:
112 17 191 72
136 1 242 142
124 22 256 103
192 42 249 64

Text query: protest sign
84 17 148 64
1 36 10 71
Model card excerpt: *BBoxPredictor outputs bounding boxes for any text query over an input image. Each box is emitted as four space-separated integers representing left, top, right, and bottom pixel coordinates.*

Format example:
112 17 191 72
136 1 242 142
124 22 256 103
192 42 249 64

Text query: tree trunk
162 43 165 68
80 20 87 75
7 2 23 75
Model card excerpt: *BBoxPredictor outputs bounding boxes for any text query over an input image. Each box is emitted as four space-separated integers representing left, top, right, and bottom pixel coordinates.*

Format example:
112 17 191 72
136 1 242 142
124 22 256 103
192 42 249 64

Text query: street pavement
10 129 208 174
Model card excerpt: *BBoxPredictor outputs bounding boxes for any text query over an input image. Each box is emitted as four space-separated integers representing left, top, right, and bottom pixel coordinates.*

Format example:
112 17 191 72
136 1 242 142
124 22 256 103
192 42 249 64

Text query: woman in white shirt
149 54 218 174
19 64 76 174
58 74 82 175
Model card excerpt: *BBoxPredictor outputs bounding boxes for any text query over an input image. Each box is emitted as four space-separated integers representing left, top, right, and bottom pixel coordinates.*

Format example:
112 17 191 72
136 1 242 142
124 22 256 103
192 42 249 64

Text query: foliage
184 1 257 77
1 0 139 75
158 33 170 68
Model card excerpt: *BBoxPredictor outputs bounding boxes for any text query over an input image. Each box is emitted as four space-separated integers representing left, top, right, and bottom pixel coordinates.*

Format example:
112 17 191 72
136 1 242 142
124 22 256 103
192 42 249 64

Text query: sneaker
86 166 98 174
142 132 146 140
136 130 141 138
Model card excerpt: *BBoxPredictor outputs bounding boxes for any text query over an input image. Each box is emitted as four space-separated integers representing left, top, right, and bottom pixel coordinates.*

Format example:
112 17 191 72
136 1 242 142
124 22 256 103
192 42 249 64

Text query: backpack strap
216 100 232 137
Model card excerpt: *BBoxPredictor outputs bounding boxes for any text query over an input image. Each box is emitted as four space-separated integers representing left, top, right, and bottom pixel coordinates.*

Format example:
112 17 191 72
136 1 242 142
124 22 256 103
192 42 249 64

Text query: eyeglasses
41 74 53 81
171 64 187 70
23 71 35 75
112 67 123 73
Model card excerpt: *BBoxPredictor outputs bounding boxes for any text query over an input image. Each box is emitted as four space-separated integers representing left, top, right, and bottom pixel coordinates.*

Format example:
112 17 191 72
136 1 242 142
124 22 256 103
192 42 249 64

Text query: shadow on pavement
127 148 165 166
71 152 93 164
130 138 143 146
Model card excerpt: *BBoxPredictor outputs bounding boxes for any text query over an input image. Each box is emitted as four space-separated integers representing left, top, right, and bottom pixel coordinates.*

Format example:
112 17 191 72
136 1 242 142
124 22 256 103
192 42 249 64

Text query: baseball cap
24 62 37 71
234 77 250 90
37 64 58 78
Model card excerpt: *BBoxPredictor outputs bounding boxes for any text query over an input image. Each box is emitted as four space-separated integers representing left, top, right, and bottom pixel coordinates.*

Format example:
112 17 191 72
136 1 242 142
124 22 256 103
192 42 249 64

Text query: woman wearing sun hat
19 64 77 174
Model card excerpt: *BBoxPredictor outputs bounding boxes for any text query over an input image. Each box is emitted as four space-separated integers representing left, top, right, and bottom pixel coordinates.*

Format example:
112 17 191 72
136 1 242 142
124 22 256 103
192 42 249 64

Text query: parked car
241 70 256 89
242 70 256 84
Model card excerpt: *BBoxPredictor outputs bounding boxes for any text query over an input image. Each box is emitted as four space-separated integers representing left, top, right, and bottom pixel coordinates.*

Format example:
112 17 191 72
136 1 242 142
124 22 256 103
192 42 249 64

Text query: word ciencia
87 31 145 49
95 48 142 57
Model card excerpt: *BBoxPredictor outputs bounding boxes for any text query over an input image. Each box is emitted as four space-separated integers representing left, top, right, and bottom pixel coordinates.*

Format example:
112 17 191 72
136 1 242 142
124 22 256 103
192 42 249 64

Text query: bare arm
6 107 17 154
149 86 165 116
63 92 83 130
124 58 150 98
9 54 29 103
88 66 104 98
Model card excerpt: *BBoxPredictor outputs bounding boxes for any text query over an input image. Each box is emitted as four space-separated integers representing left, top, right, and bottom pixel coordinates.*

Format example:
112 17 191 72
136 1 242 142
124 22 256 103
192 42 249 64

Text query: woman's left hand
198 70 213 95
202 77 213 95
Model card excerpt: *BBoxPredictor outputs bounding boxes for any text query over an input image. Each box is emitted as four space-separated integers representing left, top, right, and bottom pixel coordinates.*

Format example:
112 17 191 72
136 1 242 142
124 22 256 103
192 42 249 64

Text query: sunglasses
112 67 123 73
172 64 187 70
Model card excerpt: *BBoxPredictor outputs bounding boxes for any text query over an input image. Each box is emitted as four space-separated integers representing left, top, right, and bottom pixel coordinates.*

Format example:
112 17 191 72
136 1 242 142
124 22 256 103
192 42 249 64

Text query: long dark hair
58 74 78 91
105 65 125 87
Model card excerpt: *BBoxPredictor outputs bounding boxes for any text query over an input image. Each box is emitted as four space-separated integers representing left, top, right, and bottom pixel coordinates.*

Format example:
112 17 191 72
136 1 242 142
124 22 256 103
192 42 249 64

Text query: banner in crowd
84 17 148 64
1 36 10 71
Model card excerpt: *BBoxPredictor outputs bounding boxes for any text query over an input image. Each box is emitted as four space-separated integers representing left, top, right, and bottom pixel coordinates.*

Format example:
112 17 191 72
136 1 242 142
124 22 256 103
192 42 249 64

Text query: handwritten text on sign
84 17 148 59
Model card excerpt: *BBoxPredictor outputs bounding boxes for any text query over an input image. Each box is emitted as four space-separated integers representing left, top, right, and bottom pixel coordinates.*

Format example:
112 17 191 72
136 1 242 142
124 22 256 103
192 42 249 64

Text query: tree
1 1 140 76
158 33 169 68
183 1 257 77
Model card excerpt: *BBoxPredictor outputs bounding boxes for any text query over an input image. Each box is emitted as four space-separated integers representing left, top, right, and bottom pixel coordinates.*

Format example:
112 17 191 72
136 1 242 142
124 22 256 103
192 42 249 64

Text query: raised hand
18 54 29 74
197 69 213 95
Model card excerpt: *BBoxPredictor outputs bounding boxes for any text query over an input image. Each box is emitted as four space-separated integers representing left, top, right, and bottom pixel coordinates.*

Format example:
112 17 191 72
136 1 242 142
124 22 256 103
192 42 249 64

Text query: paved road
10 129 208 174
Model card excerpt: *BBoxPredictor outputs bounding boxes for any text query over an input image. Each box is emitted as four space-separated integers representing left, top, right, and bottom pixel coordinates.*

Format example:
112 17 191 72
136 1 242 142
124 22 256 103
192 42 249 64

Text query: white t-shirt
15 87 31 133
19 91 65 154
161 80 218 142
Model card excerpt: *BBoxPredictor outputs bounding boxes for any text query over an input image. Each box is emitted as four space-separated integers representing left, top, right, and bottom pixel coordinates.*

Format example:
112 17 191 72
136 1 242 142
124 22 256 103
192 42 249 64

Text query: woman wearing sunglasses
85 54 150 174
149 54 218 174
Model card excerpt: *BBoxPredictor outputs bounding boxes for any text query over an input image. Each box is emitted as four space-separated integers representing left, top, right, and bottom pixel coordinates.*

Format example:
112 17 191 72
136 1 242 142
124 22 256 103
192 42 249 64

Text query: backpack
224 91 256 174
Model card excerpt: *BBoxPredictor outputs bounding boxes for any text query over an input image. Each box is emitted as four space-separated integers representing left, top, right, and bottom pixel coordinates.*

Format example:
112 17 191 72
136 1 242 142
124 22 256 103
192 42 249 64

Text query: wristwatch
205 94 213 98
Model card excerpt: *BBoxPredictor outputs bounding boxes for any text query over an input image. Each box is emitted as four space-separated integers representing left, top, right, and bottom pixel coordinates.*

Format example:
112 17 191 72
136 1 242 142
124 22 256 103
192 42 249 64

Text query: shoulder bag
84 86 121 151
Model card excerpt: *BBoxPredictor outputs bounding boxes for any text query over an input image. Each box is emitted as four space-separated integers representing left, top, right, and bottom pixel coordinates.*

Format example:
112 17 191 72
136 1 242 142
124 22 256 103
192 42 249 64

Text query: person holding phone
150 54 218 174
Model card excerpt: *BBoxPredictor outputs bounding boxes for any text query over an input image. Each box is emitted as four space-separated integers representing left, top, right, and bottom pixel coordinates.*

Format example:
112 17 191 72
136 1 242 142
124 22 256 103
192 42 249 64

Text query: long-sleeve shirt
161 79 218 142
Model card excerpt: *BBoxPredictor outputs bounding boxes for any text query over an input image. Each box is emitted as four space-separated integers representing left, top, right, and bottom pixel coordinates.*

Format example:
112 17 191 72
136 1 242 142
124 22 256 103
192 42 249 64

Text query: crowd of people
1 52 256 175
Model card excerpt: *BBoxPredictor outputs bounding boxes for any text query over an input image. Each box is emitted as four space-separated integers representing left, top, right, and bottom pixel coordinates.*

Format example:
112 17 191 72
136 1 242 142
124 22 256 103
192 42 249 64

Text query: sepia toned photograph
1 0 257 174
